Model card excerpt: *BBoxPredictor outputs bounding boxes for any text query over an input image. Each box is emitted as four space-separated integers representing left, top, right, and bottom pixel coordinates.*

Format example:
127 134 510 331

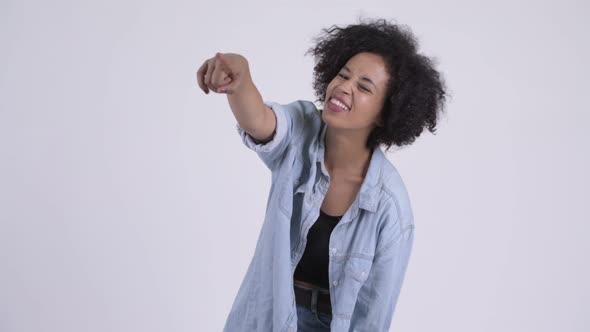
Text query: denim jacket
223 100 415 332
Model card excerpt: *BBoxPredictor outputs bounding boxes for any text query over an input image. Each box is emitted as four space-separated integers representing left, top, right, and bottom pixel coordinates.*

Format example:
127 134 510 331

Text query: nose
336 79 353 95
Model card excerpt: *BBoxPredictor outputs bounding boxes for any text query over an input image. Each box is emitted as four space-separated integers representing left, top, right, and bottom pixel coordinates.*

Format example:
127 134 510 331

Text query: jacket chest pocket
292 157 310 189
332 257 373 317
345 258 372 283
279 157 308 217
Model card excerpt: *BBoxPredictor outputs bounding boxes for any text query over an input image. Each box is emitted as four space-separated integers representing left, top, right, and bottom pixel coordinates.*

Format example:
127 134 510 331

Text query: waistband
293 282 332 316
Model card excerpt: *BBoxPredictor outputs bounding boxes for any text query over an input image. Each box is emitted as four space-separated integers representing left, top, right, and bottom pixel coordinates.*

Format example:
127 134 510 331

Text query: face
322 52 391 132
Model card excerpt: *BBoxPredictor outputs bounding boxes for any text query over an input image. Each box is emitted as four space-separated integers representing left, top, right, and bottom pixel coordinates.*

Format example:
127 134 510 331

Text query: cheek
352 95 371 108
351 98 381 116
326 83 334 93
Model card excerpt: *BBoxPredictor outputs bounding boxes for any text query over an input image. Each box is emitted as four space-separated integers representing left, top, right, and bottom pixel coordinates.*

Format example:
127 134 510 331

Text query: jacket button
333 280 339 286
331 248 337 255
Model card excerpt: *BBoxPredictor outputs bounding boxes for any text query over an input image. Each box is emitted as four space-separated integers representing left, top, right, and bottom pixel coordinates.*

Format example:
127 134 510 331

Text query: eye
359 85 370 92
337 73 347 79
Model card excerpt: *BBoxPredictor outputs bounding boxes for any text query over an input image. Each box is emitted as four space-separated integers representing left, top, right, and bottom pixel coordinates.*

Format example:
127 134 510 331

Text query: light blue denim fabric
296 302 332 331
223 100 415 332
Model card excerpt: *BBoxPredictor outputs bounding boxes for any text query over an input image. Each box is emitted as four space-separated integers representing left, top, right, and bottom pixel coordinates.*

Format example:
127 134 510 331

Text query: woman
197 17 447 332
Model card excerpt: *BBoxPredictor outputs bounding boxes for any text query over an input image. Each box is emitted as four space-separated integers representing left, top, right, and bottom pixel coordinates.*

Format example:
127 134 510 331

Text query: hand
196 52 251 95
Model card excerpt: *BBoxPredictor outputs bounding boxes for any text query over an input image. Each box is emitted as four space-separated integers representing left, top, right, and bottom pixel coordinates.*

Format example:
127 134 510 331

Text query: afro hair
305 17 449 152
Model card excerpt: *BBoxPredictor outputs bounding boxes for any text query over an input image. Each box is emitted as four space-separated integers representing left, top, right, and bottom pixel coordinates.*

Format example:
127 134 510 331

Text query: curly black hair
305 17 449 152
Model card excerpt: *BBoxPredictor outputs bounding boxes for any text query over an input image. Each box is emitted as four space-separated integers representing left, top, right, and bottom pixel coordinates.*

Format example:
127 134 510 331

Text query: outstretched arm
197 52 276 143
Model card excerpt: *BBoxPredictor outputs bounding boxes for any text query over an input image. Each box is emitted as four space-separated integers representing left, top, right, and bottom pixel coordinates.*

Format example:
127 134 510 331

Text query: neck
324 125 373 180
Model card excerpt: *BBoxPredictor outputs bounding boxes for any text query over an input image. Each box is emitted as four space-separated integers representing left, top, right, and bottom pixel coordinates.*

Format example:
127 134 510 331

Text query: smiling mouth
328 97 350 111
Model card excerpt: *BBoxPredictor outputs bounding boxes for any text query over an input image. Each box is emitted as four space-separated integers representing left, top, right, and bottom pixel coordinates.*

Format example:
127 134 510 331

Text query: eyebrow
342 66 376 88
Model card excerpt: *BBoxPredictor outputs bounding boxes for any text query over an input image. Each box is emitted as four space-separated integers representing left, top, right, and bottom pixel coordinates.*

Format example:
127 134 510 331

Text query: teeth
330 97 349 111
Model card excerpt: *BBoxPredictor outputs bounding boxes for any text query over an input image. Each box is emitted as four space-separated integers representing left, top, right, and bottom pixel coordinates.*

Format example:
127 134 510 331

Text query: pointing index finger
216 52 230 67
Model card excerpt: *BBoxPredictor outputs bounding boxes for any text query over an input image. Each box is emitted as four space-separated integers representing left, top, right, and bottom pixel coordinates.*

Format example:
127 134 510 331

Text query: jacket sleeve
348 221 415 332
235 100 303 172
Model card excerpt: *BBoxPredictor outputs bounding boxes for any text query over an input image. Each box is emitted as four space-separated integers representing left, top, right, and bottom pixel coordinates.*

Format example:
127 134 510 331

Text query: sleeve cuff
235 100 288 153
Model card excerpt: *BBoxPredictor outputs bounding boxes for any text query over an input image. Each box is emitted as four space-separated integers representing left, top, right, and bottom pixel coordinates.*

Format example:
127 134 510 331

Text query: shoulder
266 99 319 120
265 99 320 137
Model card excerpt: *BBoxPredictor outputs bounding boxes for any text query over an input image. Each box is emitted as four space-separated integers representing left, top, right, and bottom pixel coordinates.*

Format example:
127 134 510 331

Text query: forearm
226 78 267 134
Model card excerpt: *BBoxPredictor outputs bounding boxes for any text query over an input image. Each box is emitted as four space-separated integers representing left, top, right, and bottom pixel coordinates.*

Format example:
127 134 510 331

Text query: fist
196 52 251 95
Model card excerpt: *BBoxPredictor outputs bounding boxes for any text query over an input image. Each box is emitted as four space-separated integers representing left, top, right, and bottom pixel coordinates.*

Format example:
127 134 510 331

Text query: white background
1 0 588 331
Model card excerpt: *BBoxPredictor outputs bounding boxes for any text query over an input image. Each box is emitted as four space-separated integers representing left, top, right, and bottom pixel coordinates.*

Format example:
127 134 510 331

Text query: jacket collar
315 118 384 217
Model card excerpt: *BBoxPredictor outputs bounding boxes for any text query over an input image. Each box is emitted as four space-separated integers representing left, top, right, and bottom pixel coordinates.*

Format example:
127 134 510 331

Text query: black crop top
293 209 343 289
